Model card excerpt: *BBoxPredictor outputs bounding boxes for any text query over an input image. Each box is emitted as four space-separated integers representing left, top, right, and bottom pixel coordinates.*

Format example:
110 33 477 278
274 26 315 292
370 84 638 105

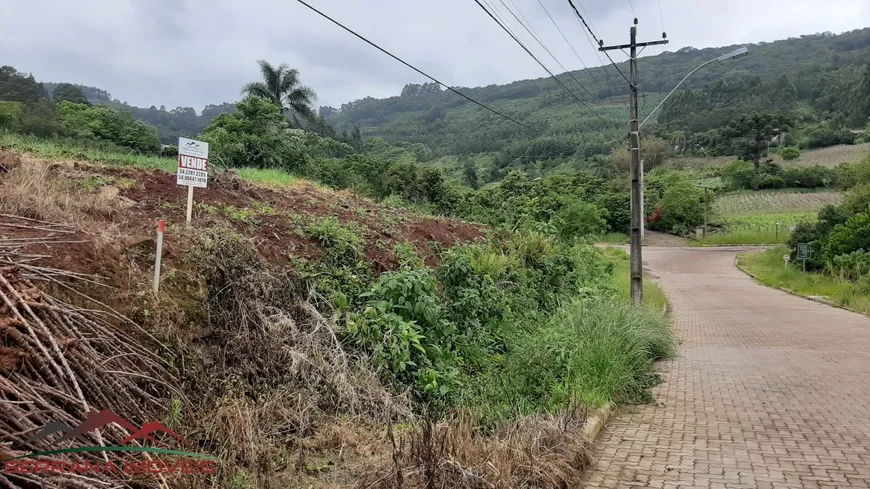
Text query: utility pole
600 21 668 305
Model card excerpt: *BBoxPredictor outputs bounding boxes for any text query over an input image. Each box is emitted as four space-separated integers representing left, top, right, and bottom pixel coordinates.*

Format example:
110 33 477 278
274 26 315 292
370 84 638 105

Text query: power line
567 0 631 86
627 0 637 18
657 0 667 36
531 0 608 100
495 0 601 107
473 0 612 126
293 0 531 129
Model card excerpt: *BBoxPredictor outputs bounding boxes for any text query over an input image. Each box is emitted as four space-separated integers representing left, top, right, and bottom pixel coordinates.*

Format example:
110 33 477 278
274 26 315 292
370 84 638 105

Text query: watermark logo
2 409 215 475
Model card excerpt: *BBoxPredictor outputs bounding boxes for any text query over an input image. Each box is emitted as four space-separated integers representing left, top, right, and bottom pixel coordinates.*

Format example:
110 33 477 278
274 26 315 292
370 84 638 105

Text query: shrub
831 249 870 281
649 182 708 234
722 160 757 189
307 216 362 260
550 201 607 240
758 175 786 189
56 101 160 153
824 212 870 261
779 146 801 160
0 101 22 131
200 97 303 170
783 165 837 188
596 191 631 233
838 155 870 189
510 298 673 407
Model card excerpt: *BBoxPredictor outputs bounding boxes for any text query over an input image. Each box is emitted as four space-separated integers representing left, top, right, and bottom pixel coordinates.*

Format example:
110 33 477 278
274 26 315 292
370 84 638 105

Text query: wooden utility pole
600 21 668 305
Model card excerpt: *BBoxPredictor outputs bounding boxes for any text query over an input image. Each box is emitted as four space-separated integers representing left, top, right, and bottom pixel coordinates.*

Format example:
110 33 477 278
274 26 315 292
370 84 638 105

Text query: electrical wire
532 0 607 99
567 0 631 86
627 0 637 18
293 0 531 129
472 0 612 126
495 0 601 107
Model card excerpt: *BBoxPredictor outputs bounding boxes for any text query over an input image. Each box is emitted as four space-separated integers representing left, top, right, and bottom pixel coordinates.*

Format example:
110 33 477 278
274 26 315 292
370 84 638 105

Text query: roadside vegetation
738 247 870 314
737 153 870 313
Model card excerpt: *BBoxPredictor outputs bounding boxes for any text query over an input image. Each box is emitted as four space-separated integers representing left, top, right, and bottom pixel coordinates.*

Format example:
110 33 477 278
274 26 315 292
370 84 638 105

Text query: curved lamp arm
639 47 749 129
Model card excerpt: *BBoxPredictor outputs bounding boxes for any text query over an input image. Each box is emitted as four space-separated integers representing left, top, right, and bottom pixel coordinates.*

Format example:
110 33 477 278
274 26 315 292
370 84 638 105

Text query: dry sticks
0 215 171 489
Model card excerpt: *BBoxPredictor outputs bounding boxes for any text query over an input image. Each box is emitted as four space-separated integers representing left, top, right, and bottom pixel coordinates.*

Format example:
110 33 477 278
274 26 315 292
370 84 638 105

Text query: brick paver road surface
585 247 870 489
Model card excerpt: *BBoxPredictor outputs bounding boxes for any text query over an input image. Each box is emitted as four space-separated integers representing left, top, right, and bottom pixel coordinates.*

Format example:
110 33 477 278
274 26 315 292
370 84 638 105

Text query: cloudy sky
1 0 868 112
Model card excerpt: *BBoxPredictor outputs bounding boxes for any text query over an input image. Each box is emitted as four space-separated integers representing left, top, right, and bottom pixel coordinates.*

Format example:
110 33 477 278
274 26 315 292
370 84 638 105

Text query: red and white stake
153 220 165 295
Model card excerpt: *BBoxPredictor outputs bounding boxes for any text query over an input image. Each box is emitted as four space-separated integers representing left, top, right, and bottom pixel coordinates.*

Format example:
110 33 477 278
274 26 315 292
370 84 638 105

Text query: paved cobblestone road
584 247 870 489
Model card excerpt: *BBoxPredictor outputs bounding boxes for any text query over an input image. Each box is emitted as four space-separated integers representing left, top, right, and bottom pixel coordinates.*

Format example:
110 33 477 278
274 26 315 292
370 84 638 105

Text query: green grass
236 167 299 187
0 132 309 191
594 232 628 244
536 298 674 407
694 212 815 245
738 247 870 314
0 132 176 171
603 247 670 314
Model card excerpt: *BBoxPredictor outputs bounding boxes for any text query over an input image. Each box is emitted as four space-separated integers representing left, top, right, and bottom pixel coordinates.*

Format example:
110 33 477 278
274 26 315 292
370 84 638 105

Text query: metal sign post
797 243 812 272
176 137 209 226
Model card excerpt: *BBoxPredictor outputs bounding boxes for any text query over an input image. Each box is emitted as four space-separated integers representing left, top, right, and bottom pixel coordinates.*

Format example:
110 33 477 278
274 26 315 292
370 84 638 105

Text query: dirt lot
0 150 486 279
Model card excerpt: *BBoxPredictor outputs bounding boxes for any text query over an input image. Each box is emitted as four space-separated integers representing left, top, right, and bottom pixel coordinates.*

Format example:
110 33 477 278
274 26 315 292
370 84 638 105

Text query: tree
724 113 792 171
852 62 870 127
462 160 479 190
350 126 363 151
200 96 302 170
0 66 41 103
241 60 317 125
52 83 89 105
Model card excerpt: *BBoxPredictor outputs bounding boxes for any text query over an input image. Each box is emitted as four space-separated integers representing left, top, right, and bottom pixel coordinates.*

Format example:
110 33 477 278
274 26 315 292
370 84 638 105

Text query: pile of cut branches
1 214 173 489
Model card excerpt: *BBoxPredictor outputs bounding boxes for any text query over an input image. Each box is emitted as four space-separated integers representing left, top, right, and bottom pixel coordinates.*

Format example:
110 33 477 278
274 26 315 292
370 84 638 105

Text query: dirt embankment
0 150 491 488
0 150 485 279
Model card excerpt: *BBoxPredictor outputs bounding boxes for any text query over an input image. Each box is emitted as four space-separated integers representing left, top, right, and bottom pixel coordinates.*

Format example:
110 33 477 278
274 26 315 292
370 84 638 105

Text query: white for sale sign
176 137 209 188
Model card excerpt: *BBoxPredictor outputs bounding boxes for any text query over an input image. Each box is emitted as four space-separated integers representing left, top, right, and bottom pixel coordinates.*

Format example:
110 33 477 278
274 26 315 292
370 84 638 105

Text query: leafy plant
779 146 801 161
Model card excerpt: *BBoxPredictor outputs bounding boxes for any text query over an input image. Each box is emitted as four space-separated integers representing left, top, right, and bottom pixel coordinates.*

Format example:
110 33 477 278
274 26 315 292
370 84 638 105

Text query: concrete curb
734 256 870 319
583 404 613 442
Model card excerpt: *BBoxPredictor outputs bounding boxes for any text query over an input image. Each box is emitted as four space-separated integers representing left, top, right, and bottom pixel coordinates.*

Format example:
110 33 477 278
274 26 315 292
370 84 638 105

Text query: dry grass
358 410 591 489
776 142 870 168
671 142 870 169
714 190 844 217
165 230 411 488
0 155 126 245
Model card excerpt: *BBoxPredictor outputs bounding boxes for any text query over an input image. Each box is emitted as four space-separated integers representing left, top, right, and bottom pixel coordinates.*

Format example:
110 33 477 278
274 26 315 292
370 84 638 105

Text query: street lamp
640 47 749 129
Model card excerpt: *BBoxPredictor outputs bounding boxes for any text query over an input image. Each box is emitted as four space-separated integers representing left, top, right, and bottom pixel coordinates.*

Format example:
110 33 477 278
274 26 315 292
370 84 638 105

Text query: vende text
178 155 208 171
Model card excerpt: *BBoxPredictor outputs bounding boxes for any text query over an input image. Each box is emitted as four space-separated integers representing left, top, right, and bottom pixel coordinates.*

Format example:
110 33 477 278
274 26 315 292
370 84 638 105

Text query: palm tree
241 60 317 124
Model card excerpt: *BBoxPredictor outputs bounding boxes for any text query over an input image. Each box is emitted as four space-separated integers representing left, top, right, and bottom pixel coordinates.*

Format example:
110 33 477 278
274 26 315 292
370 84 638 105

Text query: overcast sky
1 0 868 112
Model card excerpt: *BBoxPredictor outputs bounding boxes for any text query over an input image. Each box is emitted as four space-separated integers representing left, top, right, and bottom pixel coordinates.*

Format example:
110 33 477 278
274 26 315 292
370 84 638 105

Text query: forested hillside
323 28 870 157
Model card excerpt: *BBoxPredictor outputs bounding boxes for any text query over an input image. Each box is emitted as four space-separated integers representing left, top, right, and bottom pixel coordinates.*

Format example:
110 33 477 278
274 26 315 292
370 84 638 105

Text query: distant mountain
320 28 870 156
39 82 236 144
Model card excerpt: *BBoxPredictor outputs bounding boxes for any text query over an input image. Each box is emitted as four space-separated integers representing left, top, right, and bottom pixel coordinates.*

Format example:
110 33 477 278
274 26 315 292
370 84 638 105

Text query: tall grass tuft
533 298 674 407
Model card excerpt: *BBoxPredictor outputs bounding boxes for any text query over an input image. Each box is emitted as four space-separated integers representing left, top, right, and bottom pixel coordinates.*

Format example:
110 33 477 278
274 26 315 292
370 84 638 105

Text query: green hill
323 28 870 158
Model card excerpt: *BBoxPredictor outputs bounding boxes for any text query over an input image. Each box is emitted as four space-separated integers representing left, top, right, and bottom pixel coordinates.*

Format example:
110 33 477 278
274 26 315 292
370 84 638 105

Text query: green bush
722 160 757 189
550 201 607 240
831 249 870 281
56 101 160 153
838 155 870 189
648 182 708 234
758 175 786 189
824 212 870 261
504 298 673 408
0 101 22 131
779 146 801 160
200 97 303 170
347 267 461 402
783 165 837 188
